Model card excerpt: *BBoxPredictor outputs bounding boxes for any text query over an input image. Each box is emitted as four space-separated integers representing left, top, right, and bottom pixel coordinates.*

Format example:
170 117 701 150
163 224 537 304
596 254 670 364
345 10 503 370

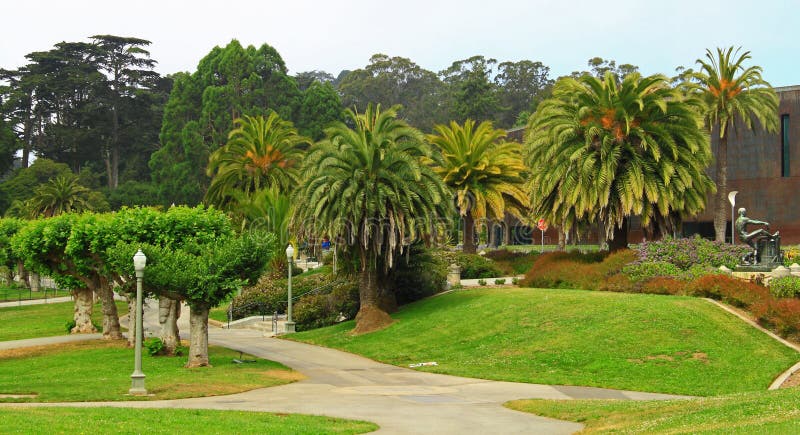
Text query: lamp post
285 244 296 333
130 249 147 395
728 191 738 245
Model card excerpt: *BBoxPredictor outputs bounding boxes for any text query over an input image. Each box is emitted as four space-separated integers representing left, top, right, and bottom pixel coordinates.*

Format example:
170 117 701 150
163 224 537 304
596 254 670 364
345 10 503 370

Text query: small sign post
537 219 548 253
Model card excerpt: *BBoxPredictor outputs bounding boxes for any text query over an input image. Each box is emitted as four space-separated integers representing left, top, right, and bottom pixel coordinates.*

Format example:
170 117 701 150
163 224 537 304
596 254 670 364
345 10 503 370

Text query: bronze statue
736 207 778 249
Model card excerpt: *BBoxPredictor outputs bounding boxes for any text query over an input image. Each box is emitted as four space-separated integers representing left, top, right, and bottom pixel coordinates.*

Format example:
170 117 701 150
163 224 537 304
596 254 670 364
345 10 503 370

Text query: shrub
769 276 800 299
687 274 770 308
634 235 748 270
478 279 487 286
231 273 328 319
293 279 359 331
522 250 634 291
640 277 686 295
783 246 800 267
144 337 165 356
485 249 539 275
494 278 506 285
391 243 448 304
432 250 503 279
752 298 800 339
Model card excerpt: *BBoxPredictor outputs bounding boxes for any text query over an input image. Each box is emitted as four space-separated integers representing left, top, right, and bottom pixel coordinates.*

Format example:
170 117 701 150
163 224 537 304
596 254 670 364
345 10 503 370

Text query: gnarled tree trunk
187 305 210 368
72 288 96 334
16 262 29 289
29 273 40 292
98 278 122 340
159 297 181 354
2 268 13 286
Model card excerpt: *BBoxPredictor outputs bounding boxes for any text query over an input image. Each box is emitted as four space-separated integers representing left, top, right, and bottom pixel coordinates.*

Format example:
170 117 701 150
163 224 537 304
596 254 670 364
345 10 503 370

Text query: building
684 85 800 243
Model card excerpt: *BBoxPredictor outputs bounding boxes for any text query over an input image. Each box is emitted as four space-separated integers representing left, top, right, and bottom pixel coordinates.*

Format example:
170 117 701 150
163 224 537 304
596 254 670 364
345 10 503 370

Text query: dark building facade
684 85 800 243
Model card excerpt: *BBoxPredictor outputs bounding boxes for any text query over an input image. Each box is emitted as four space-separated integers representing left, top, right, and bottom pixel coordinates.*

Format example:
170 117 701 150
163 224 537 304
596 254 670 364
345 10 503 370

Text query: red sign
537 219 548 231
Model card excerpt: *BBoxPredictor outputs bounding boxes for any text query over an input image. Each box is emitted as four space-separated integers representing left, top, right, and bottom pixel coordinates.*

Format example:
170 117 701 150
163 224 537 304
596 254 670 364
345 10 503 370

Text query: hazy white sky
2 0 798 86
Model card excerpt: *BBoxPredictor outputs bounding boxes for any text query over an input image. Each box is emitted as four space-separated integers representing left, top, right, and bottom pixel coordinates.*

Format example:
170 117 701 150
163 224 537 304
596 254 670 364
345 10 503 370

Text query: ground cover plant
506 387 800 434
484 249 538 275
0 340 300 402
0 407 378 434
0 301 126 341
290 288 798 396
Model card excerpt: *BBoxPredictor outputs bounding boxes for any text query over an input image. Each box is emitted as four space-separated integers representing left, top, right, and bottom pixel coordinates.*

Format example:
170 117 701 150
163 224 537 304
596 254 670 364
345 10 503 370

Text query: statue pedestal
756 235 782 266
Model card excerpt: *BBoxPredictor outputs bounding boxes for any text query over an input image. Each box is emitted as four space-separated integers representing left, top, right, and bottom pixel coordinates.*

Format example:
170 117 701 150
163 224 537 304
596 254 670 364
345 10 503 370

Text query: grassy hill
290 288 799 396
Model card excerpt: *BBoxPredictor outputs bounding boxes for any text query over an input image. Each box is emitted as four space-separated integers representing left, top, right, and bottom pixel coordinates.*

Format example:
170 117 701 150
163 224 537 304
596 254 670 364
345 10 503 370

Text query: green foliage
434 250 504 279
29 174 100 217
390 243 448 304
440 55 501 123
428 119 527 253
294 280 360 331
0 218 25 270
149 40 302 205
769 276 800 299
526 72 713 244
494 278 506 285
0 159 72 214
629 236 749 279
297 81 343 140
484 249 538 275
205 113 309 210
477 279 487 286
103 181 160 209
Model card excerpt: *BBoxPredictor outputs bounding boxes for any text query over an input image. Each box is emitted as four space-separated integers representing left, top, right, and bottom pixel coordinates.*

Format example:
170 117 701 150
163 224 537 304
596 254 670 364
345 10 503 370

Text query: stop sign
537 219 548 231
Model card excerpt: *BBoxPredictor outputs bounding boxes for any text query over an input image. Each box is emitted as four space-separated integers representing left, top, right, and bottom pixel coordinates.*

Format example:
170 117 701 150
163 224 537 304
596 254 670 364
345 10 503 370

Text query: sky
2 0 799 86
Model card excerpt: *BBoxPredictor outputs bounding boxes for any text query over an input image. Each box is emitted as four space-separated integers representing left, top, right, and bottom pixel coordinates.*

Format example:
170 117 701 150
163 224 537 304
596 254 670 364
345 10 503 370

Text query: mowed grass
506 387 800 434
0 301 127 341
0 340 302 402
0 407 378 434
290 288 799 396
0 285 71 302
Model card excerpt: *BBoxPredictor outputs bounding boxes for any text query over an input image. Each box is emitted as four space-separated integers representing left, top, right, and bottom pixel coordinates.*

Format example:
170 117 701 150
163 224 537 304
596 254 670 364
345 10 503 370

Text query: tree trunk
353 253 393 335
127 296 136 347
29 273 40 292
16 262 29 289
503 215 513 246
463 212 476 254
3 269 13 286
72 288 96 334
608 218 630 252
557 228 566 251
713 133 728 243
187 305 210 368
98 279 122 340
159 297 181 355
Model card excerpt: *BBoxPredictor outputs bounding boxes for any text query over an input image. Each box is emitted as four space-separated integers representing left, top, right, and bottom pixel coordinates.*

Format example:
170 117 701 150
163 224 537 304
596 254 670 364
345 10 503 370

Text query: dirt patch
350 306 395 335
0 340 123 360
261 369 305 382
691 352 710 364
782 370 800 388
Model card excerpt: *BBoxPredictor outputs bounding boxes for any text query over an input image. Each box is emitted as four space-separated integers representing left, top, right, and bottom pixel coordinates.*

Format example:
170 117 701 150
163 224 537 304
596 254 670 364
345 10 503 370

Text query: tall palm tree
293 104 451 333
30 174 93 217
428 120 527 253
692 47 779 242
526 72 714 250
205 113 309 209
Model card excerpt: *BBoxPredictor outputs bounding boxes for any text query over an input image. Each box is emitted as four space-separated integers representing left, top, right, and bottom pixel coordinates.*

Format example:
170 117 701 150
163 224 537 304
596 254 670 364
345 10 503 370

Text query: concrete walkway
0 296 73 309
1 301 689 434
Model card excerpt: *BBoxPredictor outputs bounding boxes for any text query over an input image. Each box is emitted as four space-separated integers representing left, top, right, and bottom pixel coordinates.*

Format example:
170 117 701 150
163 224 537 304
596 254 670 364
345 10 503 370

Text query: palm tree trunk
353 247 393 334
463 212 476 254
608 218 630 251
187 304 210 367
714 133 728 243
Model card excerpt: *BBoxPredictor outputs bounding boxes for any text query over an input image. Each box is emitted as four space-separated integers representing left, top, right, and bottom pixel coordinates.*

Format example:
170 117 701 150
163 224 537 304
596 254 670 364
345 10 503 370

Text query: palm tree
293 104 451 333
526 72 714 250
428 120 527 253
205 113 309 209
29 174 93 217
692 47 779 242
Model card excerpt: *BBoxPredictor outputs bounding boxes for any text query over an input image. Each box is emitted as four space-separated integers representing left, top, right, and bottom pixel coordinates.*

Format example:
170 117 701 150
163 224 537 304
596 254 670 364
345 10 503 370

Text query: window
782 114 790 177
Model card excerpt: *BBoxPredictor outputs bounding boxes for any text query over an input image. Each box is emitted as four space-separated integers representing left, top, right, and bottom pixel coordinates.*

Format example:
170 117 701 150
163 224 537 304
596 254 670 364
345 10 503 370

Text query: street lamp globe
133 249 147 276
285 244 294 261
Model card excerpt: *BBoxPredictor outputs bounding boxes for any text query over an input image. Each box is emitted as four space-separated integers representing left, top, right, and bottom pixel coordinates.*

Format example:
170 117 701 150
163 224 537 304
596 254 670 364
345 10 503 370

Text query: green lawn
290 288 799 396
0 285 70 302
506 387 800 434
0 407 377 434
0 301 127 341
0 340 301 402
209 305 230 323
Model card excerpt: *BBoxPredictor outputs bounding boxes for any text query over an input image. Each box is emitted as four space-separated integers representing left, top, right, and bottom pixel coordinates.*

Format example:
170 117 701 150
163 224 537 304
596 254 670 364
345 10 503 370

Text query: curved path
1 300 688 434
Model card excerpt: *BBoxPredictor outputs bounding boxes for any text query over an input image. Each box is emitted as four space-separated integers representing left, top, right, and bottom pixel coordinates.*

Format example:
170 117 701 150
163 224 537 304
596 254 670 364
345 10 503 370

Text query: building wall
687 86 800 243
